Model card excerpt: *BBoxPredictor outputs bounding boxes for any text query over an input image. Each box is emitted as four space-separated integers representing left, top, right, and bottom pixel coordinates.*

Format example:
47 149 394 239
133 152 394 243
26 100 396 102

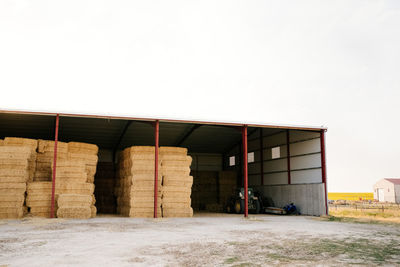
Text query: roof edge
0 108 327 132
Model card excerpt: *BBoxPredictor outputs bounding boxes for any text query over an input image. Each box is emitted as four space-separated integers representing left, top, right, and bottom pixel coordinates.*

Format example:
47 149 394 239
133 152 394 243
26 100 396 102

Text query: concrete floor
0 213 399 266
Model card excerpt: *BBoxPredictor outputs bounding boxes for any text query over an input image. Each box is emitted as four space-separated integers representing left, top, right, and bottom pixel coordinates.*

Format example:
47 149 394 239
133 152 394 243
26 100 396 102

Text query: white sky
1 0 399 192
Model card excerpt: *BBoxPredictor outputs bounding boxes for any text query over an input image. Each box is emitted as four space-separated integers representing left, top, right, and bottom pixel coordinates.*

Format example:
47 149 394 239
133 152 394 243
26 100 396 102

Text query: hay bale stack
115 146 162 218
26 181 95 217
191 171 218 211
218 171 237 206
51 158 97 218
160 147 193 217
56 194 93 219
0 138 37 218
67 142 98 183
34 140 68 181
26 141 98 218
94 162 116 214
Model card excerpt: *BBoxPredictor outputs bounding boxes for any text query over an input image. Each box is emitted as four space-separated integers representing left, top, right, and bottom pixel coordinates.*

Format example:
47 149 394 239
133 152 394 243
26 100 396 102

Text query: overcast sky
1 0 399 192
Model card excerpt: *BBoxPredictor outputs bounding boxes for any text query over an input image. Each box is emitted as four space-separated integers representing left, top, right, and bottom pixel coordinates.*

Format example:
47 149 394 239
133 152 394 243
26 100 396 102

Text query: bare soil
1 213 400 266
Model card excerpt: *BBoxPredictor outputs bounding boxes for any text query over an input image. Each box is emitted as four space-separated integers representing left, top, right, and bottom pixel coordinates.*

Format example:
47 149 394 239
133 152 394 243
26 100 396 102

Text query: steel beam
259 129 264 186
154 120 159 218
287 130 291 184
320 130 328 215
50 114 59 218
242 125 248 218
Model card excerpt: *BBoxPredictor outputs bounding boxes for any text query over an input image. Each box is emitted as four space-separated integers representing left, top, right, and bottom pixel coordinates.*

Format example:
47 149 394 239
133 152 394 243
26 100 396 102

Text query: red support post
154 120 159 218
242 125 248 218
50 114 59 218
286 130 291 185
259 129 264 186
320 130 328 215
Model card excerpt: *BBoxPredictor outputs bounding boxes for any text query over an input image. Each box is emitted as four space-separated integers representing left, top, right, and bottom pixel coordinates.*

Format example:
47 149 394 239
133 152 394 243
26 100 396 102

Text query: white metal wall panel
290 138 321 156
263 158 287 172
263 172 288 185
255 183 326 216
289 130 320 143
290 154 321 170
291 169 322 184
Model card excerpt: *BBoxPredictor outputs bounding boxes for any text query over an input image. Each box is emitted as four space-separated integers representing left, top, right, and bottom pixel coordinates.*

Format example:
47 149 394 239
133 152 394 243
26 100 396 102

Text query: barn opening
0 111 327 218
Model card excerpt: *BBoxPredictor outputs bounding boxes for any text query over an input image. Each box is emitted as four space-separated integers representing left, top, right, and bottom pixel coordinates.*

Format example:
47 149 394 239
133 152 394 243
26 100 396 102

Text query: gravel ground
1 213 400 266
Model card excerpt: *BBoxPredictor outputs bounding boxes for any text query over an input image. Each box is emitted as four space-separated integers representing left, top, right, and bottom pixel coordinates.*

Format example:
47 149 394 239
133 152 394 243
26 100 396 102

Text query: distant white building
373 178 400 203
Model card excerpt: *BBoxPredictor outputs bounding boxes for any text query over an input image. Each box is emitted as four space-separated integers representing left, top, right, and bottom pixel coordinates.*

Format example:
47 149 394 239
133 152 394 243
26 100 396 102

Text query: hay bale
57 207 91 219
162 202 191 209
0 146 33 156
38 140 68 154
161 156 192 167
68 142 98 154
3 137 37 150
0 176 29 183
57 194 92 207
162 186 192 193
0 207 24 218
91 205 97 218
0 158 32 169
0 182 26 190
162 207 193 217
159 147 187 155
0 194 25 202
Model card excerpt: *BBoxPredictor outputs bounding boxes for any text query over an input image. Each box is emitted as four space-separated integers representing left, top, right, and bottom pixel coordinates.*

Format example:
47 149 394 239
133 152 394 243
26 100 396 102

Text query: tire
255 200 261 214
234 199 244 214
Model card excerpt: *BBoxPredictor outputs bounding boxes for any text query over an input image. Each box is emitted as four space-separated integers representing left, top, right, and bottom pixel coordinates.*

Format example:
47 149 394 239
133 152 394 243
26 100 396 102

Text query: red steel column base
242 125 248 218
154 120 159 218
50 114 59 218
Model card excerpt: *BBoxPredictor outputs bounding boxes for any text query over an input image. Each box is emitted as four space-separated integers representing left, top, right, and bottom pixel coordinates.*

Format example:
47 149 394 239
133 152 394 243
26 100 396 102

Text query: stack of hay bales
160 147 193 217
115 146 162 218
191 171 218 211
26 141 98 218
218 171 237 206
57 194 93 219
26 181 95 218
0 138 37 218
67 142 98 184
34 140 68 181
94 162 116 214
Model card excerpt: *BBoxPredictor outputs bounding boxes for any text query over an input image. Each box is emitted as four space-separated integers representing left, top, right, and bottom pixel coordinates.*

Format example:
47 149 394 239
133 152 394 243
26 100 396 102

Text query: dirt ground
1 213 400 266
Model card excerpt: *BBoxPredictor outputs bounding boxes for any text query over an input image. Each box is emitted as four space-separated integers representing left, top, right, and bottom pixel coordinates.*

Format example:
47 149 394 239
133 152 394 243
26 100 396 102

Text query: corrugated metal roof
0 109 327 131
0 110 323 153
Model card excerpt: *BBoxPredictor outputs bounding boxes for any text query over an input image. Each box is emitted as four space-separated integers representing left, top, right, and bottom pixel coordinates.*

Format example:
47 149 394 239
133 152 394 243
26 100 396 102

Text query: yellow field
328 192 373 201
